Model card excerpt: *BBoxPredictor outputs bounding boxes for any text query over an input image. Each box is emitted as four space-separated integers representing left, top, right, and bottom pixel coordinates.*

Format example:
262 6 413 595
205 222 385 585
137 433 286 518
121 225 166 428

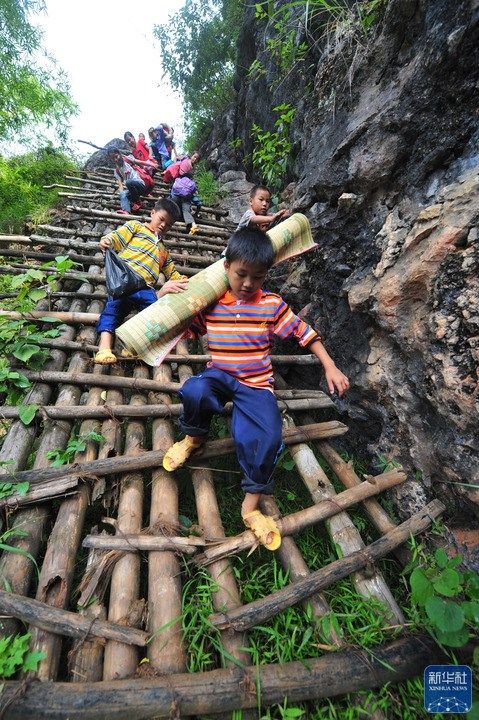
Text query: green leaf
462 601 479 623
15 482 29 497
425 596 464 631
22 649 46 672
27 269 45 281
433 568 462 597
410 568 434 605
179 515 192 529
434 547 449 568
28 288 47 302
435 626 469 647
283 710 304 719
18 404 38 425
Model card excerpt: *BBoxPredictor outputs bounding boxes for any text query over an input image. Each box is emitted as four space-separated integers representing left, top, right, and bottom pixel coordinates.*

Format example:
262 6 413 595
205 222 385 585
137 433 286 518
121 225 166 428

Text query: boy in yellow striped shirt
95 199 187 364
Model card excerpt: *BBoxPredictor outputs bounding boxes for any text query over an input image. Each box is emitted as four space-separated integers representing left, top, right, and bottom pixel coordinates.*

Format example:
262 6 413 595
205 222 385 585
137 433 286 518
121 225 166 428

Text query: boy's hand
274 209 289 221
157 279 188 298
325 365 350 397
99 237 112 252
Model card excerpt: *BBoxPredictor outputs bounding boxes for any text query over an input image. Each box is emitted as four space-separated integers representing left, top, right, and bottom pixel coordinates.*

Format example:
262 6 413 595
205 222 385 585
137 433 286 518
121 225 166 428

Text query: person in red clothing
123 131 158 175
163 228 349 550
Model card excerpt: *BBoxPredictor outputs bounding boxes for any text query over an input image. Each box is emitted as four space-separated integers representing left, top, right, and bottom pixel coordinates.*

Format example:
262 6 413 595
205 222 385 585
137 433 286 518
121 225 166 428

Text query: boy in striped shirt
163 228 349 549
95 199 187 364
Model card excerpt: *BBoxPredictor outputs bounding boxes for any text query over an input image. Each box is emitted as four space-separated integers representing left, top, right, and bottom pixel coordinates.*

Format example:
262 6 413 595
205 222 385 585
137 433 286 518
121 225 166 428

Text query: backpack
172 176 197 198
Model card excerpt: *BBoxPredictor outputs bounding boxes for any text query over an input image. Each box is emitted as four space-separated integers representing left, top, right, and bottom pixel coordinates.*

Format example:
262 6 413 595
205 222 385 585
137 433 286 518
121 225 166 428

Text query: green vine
251 103 296 199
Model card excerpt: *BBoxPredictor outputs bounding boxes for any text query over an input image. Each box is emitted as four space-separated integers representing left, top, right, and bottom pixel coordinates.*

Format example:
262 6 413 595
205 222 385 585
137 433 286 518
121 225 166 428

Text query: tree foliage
0 0 77 144
154 0 243 147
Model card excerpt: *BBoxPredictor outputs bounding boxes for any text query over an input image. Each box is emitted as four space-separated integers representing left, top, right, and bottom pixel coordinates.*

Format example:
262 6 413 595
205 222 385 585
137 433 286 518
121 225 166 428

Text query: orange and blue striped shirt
103 220 183 286
188 289 320 389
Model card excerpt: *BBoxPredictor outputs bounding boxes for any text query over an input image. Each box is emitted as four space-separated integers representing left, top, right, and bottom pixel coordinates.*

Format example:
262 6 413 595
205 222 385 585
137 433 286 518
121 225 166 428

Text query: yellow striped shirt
103 221 182 286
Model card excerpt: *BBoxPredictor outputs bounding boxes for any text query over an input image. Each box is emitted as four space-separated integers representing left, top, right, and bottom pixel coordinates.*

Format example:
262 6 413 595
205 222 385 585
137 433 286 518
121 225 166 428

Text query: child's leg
181 199 194 229
119 189 131 212
231 383 283 548
127 180 146 203
95 289 156 363
163 368 233 471
231 385 283 497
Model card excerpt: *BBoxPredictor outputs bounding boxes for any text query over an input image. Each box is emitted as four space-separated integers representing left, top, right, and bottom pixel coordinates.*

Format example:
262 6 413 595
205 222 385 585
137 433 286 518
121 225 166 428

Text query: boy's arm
158 243 187 282
123 154 150 168
308 340 349 396
248 209 288 226
99 221 138 252
273 299 349 396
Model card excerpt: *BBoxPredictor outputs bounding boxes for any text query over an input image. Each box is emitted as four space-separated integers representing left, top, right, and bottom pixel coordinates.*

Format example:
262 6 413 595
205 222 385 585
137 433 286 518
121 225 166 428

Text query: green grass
0 146 77 233
174 440 476 718
195 160 221 207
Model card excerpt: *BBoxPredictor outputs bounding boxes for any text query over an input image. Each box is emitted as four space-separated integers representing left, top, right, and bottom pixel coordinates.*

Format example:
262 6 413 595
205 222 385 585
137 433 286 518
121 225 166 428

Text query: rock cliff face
204 0 479 518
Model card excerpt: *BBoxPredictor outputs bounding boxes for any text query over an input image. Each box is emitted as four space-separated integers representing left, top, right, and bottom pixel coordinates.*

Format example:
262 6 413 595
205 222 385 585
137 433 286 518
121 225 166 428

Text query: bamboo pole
176 340 252 670
0 397 331 423
196 469 406 565
10 336 322 367
0 309 99 324
103 365 147 680
38 224 99 238
34 223 228 249
0 243 217 269
0 264 94 283
0 258 202 280
0 247 103 266
0 590 148 646
273 367 405 623
209 500 445 631
2 423 348 491
30 287 108 680
27 232 226 255
260 496 344 646
316 441 410 565
0 273 100 636
147 349 185 672
0 291 107 301
66 206 231 238
68 540 107 682
0 635 451 719
16 370 331 399
83 535 205 552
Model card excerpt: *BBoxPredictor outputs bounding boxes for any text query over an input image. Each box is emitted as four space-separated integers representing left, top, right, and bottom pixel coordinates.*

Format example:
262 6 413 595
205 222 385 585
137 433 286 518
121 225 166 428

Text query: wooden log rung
209 499 445 631
0 589 149 646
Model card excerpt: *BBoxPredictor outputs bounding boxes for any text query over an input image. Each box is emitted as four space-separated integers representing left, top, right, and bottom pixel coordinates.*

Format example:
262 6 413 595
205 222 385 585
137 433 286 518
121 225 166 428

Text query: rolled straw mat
116 213 317 366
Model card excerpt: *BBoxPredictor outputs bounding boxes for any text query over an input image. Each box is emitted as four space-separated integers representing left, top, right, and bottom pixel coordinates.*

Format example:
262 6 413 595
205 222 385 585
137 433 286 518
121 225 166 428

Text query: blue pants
96 288 157 334
178 367 284 495
119 180 146 212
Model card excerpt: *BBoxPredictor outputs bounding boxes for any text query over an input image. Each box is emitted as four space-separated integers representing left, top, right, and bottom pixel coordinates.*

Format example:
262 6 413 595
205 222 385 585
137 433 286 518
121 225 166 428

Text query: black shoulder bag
104 249 148 299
